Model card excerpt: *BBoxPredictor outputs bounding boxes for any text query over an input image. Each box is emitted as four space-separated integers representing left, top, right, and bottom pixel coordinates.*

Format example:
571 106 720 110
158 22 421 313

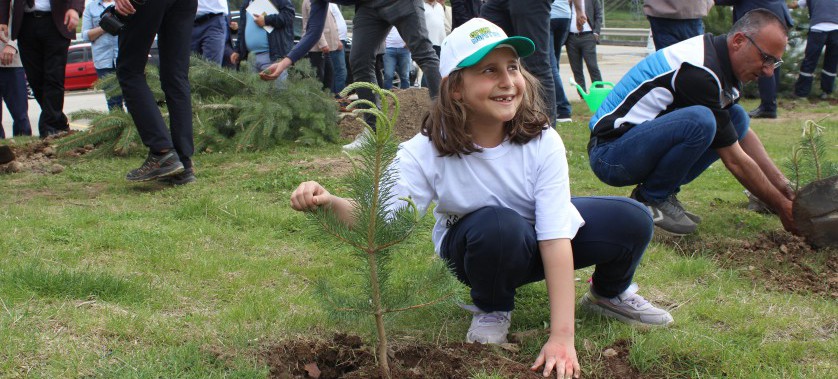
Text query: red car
65 43 98 91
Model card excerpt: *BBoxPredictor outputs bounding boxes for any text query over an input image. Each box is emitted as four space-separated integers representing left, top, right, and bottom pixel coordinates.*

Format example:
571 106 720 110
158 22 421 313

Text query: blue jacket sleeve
286 0 328 62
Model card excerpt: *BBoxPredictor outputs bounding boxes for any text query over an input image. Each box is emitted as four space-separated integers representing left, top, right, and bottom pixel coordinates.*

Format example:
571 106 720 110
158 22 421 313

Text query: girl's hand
114 0 136 16
290 181 332 211
530 335 580 378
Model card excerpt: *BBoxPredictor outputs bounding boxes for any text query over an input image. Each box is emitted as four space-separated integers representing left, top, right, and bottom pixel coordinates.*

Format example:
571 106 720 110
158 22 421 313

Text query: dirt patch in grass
666 231 838 298
0 134 93 175
264 334 663 379
337 88 430 143
263 333 541 379
294 157 354 178
586 339 646 379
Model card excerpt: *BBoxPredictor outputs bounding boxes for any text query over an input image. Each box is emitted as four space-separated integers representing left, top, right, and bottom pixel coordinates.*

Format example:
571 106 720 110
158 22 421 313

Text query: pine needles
307 82 457 378
55 56 340 156
784 116 837 191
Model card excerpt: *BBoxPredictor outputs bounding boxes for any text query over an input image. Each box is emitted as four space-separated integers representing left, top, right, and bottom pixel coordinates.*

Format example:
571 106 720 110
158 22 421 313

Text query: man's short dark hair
729 8 789 40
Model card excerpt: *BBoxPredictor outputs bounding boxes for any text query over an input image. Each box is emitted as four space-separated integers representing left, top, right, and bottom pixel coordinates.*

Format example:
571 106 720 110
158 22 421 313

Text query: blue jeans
589 105 749 203
383 47 411 89
190 14 226 65
0 67 32 138
794 30 838 97
329 45 348 94
441 198 653 312
95 68 124 111
647 16 704 51
550 17 572 118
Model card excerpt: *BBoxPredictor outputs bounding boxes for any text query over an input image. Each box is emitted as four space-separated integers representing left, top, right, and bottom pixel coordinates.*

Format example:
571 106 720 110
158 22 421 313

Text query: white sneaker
342 129 370 151
580 283 674 327
556 117 573 123
461 304 511 344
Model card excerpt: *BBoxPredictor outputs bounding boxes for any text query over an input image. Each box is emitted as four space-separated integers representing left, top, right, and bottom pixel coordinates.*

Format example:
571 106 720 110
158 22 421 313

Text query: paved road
2 44 650 138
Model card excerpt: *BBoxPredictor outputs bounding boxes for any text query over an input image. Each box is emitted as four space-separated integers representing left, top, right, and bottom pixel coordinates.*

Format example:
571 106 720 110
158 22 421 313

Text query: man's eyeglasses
744 35 783 69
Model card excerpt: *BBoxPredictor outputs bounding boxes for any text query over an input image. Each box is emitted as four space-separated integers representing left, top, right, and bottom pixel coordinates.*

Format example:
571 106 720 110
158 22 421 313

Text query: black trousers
18 13 71 137
481 0 555 122
117 0 197 168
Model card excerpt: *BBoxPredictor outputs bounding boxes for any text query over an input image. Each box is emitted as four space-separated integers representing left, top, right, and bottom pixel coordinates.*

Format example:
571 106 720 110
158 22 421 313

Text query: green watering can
570 80 614 113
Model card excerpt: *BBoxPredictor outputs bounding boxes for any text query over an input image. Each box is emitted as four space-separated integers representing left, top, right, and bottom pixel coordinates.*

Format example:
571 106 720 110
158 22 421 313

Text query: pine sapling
306 83 457 378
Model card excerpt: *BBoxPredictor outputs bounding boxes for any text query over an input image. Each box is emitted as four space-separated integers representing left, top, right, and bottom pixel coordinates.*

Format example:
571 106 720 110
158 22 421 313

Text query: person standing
328 3 348 94
382 27 411 89
715 0 793 119
0 0 83 138
237 0 294 80
549 0 573 122
0 33 31 138
421 0 446 88
81 0 123 110
302 0 338 89
258 0 442 151
566 0 602 95
191 0 227 65
790 0 838 100
481 0 564 122
115 0 198 184
644 0 714 50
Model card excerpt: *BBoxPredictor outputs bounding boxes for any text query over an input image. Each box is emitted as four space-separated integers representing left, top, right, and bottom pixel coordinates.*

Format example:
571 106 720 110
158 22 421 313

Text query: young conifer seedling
306 83 457 378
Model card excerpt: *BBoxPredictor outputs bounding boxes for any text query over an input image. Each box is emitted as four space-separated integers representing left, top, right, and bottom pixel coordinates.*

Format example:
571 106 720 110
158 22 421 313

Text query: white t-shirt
387 128 585 254
423 1 447 46
329 4 348 41
385 27 406 49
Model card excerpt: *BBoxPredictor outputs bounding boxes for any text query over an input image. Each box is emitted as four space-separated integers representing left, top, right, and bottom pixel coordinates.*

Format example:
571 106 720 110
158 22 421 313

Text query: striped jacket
589 34 742 150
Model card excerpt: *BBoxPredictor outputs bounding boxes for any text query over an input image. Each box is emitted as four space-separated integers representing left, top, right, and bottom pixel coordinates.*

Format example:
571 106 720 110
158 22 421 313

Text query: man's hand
230 52 239 64
0 24 8 43
114 0 136 16
253 13 266 28
336 40 343 51
320 45 330 54
64 9 79 32
531 335 581 379
259 57 292 81
229 21 238 31
778 200 799 235
1 45 16 65
576 13 587 31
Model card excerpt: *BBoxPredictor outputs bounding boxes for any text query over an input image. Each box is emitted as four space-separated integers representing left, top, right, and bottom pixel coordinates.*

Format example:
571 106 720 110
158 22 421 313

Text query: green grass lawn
1 98 835 378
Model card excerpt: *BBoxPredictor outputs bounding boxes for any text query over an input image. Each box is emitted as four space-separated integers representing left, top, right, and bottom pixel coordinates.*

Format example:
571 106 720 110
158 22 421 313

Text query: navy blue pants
190 14 226 65
647 16 704 51
0 67 32 138
441 197 653 312
550 17 572 119
794 30 838 97
117 0 197 169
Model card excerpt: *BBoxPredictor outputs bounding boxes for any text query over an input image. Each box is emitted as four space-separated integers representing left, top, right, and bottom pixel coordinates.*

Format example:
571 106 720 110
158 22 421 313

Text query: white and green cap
439 18 535 78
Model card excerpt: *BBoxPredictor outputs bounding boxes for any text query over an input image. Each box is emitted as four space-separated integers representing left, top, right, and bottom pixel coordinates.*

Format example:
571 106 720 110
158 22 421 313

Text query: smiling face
729 23 788 83
452 47 526 132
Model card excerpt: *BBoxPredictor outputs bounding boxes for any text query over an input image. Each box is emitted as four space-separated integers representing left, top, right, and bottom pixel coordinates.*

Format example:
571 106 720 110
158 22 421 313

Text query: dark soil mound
264 334 657 379
264 334 539 379
338 87 430 143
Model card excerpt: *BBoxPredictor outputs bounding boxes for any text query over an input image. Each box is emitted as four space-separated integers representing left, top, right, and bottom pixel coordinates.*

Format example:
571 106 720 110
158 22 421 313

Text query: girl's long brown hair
421 64 549 156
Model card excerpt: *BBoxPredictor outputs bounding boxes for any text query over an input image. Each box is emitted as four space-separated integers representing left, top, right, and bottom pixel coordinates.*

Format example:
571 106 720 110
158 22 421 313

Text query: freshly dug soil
263 334 652 379
0 134 92 175
338 87 431 143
